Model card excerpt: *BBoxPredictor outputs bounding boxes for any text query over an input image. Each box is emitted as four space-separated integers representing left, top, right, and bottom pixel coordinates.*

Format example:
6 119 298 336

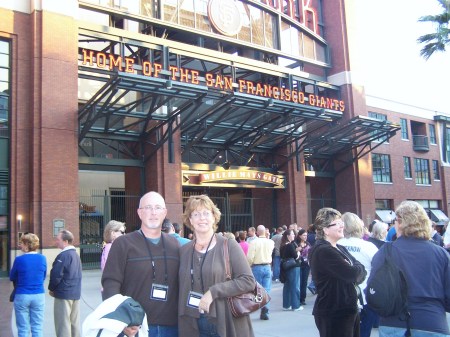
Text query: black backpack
365 243 411 336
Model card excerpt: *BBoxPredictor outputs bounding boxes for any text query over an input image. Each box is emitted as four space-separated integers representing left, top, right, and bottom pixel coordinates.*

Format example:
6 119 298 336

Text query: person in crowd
48 229 82 337
280 229 302 311
296 229 311 306
271 226 283 282
247 225 275 320
385 223 397 241
10 233 47 337
369 200 450 336
178 194 256 337
306 224 317 295
102 191 180 337
308 208 366 337
246 226 257 243
431 221 444 247
238 230 249 255
162 218 191 246
367 220 388 249
101 220 126 271
339 212 379 337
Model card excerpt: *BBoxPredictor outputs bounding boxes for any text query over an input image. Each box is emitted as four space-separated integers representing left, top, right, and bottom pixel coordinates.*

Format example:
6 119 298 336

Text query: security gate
79 189 140 269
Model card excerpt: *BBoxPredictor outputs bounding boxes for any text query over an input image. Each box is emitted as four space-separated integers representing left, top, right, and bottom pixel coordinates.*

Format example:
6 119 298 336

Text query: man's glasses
139 205 166 212
327 220 344 228
191 211 212 219
116 229 126 234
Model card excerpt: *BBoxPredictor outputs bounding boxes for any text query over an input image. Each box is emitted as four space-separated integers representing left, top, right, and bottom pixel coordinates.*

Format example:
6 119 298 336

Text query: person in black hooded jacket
309 208 367 337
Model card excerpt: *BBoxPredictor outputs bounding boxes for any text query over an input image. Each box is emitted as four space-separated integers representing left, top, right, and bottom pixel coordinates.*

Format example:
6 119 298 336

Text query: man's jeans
272 256 281 280
251 264 272 311
14 293 45 337
380 326 450 337
148 324 179 337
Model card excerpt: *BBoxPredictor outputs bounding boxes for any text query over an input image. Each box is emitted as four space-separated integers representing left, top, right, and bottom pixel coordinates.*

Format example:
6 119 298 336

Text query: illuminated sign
82 49 345 112
182 169 285 188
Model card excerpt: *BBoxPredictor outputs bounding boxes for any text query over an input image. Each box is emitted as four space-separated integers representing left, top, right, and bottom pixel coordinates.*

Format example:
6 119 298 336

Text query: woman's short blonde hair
183 195 221 232
103 220 126 243
314 207 342 240
395 200 431 240
341 212 364 239
20 233 40 252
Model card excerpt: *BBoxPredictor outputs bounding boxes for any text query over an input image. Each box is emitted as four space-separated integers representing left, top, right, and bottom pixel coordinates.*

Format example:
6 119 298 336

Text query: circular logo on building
208 0 242 37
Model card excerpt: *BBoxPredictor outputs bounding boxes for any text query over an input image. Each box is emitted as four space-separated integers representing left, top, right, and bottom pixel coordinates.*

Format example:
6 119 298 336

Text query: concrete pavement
4 269 382 337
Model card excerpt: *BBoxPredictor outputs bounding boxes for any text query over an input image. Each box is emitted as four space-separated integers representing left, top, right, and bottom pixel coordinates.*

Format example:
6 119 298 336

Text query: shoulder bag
223 239 271 318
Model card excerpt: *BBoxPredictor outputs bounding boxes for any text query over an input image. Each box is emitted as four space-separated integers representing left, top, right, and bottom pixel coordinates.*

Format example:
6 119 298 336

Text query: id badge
150 284 168 301
187 291 203 309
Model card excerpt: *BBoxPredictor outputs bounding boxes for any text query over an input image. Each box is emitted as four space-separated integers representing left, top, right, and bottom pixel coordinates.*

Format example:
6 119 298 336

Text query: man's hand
123 326 140 336
49 291 54 297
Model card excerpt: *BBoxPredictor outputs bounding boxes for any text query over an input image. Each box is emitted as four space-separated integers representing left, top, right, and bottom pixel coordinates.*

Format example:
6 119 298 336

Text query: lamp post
17 214 22 230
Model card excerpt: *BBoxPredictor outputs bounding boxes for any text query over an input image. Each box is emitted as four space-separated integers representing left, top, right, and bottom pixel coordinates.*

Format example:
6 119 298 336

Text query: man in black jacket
48 229 82 337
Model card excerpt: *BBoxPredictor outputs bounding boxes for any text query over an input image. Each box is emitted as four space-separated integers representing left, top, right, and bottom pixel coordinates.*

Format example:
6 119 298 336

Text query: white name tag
150 284 168 301
187 291 203 308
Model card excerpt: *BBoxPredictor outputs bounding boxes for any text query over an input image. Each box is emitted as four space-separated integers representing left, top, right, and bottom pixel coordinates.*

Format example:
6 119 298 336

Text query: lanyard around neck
140 230 169 284
190 233 215 293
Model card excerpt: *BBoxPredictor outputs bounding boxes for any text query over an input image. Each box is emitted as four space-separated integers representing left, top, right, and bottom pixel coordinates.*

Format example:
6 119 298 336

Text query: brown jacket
178 234 255 337
102 230 180 326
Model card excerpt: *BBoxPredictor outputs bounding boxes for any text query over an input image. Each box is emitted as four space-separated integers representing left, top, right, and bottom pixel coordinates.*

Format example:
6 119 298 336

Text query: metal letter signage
208 0 242 36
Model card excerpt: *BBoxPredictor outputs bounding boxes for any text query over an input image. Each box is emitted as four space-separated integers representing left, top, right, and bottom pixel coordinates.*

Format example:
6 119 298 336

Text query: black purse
281 257 299 270
9 282 16 302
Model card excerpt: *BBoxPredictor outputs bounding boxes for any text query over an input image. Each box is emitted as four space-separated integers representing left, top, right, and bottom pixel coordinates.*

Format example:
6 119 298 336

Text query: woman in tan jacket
178 195 255 337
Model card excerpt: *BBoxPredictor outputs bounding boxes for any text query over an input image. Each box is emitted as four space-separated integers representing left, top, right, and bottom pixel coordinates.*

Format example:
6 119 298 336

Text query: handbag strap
223 239 232 280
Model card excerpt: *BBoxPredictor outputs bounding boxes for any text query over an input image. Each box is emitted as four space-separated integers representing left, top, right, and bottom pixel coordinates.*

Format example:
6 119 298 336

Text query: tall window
432 160 440 180
403 156 412 179
368 112 389 143
400 118 409 140
429 124 436 144
414 158 430 185
0 39 10 277
372 153 392 183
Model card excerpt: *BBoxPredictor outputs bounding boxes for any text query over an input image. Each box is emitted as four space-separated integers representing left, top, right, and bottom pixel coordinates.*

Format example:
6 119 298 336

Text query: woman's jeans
14 293 45 337
380 326 450 337
300 265 310 303
197 314 220 337
282 266 300 309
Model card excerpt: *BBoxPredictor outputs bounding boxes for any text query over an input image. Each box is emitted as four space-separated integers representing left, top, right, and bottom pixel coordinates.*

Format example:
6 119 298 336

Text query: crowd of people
9 194 450 337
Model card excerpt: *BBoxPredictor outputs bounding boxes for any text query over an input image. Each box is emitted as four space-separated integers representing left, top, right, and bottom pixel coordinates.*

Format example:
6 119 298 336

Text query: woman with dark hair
10 233 47 337
280 229 302 311
178 195 255 337
296 228 311 305
368 200 450 337
308 208 367 337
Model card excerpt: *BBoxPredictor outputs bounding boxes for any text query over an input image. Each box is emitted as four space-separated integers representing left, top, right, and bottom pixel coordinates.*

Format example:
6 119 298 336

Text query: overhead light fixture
165 80 173 89
222 161 231 170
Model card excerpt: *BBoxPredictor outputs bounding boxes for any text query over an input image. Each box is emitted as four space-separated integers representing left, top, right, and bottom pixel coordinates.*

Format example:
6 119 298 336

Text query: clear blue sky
358 0 450 114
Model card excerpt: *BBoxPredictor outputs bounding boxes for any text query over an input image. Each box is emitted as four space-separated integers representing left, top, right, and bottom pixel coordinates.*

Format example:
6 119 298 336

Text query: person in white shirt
338 212 378 337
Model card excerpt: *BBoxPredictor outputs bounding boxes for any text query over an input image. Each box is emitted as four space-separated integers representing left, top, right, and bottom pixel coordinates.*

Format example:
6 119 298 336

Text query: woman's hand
199 290 213 313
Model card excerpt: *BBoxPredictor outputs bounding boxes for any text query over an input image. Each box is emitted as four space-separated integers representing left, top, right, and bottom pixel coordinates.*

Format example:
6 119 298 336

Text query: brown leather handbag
223 239 271 318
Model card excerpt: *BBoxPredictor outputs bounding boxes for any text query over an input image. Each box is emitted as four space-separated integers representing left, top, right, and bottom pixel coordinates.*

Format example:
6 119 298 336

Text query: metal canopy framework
77 31 400 174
